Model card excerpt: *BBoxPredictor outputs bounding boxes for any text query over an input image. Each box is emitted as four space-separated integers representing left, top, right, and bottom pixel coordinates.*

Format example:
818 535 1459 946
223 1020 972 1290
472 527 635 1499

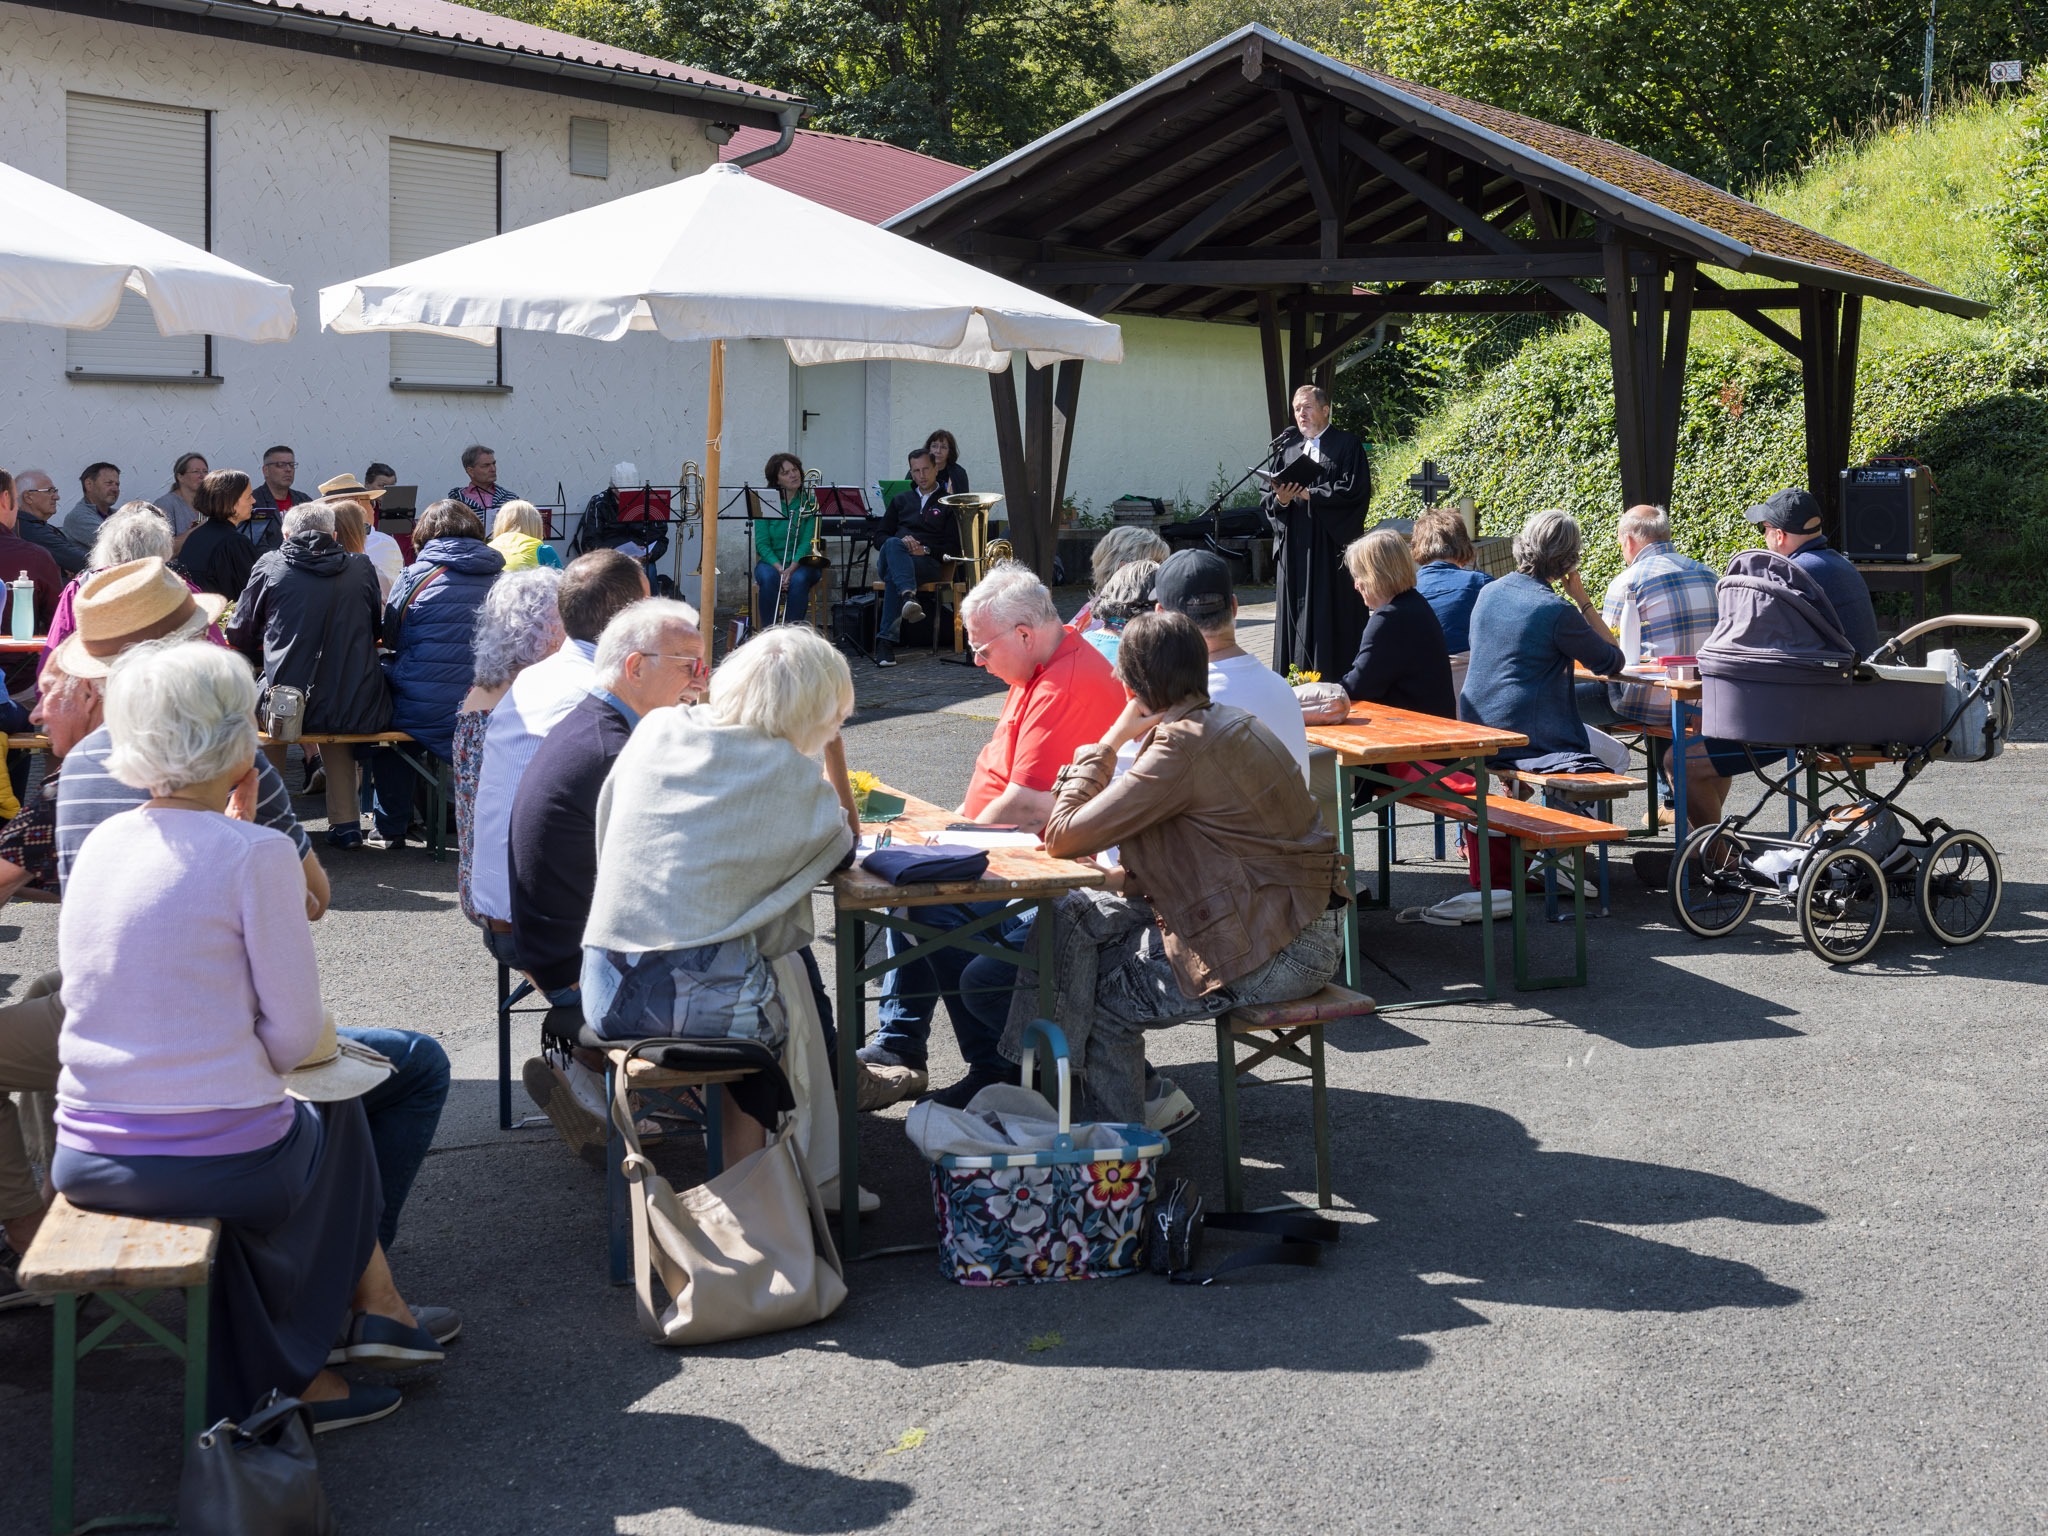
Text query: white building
0 0 1267 601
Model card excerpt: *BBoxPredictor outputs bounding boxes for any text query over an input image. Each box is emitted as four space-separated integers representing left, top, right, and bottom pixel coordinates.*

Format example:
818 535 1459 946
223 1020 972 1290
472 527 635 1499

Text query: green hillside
1367 92 2048 615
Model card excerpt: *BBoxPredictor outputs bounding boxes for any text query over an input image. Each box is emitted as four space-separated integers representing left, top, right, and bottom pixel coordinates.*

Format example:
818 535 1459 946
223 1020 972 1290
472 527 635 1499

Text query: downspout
728 107 801 167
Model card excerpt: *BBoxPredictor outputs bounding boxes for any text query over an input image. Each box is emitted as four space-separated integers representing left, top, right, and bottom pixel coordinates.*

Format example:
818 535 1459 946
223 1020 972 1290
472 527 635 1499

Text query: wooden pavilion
887 25 1986 573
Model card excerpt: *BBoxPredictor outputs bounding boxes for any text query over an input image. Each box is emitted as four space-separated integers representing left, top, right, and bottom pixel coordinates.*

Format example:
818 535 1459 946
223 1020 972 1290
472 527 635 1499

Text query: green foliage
464 0 675 56
655 0 1127 165
1994 77 2048 305
1111 0 1356 83
1351 0 2044 190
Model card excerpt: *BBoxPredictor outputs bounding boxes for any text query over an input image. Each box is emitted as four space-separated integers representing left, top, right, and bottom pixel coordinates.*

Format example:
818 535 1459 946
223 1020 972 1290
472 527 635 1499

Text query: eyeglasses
264 460 295 470
967 626 1027 661
21 486 57 497
651 653 708 679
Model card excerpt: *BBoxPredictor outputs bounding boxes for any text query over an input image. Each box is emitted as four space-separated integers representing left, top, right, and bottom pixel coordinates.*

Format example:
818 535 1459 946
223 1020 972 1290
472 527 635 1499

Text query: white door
792 361 867 488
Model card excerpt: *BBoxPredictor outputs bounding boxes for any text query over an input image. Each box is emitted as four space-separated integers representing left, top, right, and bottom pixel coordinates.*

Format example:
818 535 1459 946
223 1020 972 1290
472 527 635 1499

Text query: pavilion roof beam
1030 97 1281 242
1337 122 1608 326
1081 128 1304 250
1084 145 1302 313
1696 272 1805 356
1025 253 1611 284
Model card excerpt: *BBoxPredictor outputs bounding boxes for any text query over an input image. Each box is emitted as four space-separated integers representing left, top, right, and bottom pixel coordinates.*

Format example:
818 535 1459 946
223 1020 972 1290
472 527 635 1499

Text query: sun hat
285 1013 396 1102
49 557 229 680
317 473 387 502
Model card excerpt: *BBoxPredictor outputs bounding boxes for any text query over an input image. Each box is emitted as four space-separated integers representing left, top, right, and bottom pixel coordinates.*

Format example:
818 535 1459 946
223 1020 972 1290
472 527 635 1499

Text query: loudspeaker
1840 463 1932 562
831 592 879 656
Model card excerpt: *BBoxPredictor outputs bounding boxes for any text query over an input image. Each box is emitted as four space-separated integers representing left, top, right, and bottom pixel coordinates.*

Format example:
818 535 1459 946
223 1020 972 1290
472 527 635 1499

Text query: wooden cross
1407 460 1451 507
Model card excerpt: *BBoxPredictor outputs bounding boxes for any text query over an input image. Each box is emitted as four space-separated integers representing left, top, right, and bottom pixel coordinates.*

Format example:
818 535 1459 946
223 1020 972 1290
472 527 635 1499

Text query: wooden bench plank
18 1196 218 1293
1496 769 1635 798
1227 983 1375 1032
1414 794 1629 849
616 1051 753 1088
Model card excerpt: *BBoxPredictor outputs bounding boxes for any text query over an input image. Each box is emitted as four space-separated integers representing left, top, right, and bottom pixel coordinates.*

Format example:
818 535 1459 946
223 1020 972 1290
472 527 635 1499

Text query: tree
1112 0 1358 84
657 0 1129 165
1352 0 2048 190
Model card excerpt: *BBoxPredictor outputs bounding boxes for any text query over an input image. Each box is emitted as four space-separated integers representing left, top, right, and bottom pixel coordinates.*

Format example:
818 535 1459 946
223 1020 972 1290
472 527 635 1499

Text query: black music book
1254 454 1323 490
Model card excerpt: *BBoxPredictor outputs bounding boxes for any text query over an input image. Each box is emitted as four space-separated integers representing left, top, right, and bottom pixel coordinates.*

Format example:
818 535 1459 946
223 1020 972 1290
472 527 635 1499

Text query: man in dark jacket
225 500 392 848
9 470 91 578
246 444 308 555
872 446 959 665
508 597 704 1159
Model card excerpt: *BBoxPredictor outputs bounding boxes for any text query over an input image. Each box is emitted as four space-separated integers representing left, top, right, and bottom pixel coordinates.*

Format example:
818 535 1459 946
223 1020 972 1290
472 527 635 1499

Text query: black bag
180 1390 335 1535
1143 1177 1340 1285
832 591 880 655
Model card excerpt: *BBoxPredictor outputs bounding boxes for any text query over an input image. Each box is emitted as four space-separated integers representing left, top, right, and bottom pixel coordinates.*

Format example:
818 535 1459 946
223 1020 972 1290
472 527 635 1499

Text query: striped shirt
55 726 310 892
1599 543 1721 726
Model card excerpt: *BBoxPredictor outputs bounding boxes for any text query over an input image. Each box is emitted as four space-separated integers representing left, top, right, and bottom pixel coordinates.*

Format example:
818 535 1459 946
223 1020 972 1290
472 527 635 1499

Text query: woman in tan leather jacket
1023 611 1347 1123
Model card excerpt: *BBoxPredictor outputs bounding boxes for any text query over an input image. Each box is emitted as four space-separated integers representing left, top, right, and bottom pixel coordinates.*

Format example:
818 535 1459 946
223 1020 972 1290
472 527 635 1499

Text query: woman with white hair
1074 523 1170 632
1460 508 1628 775
36 503 225 680
49 641 436 1431
581 624 859 1158
453 567 564 926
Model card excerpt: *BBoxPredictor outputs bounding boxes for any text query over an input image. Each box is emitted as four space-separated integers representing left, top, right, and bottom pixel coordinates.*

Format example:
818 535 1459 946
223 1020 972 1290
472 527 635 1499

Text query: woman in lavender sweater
50 642 437 1431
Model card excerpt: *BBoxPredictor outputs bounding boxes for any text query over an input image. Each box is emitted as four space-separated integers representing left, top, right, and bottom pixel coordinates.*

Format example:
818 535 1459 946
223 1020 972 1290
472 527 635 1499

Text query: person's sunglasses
653 652 708 680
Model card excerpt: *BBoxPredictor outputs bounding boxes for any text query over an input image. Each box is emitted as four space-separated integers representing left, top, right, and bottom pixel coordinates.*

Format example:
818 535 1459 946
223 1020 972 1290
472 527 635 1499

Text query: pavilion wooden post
986 355 1086 583
1257 292 1288 435
987 362 1043 577
699 338 724 644
1800 288 1862 539
1602 239 1693 508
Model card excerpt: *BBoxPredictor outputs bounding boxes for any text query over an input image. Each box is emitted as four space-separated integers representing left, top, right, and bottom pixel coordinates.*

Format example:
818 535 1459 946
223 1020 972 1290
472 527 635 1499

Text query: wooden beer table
832 785 1104 1258
1304 703 1526 1008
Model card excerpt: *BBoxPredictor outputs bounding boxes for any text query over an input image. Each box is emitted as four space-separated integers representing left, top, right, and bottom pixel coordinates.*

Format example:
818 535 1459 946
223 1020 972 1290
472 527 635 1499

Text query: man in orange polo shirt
859 563 1124 1106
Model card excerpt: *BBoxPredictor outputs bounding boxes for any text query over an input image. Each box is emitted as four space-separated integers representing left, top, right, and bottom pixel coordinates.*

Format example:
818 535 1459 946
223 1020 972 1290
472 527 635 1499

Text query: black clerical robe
1261 424 1372 677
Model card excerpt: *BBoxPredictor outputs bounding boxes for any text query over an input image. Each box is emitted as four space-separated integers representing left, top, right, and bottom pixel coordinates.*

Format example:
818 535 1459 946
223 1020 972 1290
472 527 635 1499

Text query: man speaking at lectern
1261 383 1371 678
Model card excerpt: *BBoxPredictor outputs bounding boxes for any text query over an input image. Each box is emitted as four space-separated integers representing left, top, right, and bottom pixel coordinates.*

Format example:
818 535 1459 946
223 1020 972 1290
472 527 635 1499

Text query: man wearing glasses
5 470 89 578
248 444 307 553
507 596 705 1156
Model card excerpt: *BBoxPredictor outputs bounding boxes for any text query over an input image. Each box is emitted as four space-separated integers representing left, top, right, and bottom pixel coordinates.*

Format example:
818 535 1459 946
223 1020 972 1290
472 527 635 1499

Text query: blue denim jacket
1460 572 1626 765
1415 561 1489 653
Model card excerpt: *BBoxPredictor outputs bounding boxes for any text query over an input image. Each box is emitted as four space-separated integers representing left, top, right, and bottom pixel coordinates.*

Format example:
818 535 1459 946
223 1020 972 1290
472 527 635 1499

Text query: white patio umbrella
320 161 1121 630
0 160 296 341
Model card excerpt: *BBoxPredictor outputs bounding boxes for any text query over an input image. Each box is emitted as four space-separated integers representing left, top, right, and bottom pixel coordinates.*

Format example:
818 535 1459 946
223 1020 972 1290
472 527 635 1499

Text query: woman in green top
754 452 825 627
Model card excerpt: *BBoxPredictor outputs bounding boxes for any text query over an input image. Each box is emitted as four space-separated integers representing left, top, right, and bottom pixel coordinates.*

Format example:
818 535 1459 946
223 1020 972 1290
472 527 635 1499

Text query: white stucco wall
0 1 725 583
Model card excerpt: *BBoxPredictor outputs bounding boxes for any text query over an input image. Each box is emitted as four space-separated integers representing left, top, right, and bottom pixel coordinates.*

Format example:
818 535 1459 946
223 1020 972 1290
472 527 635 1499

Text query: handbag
262 684 309 742
610 1039 847 1344
179 1390 335 1535
1143 1177 1340 1285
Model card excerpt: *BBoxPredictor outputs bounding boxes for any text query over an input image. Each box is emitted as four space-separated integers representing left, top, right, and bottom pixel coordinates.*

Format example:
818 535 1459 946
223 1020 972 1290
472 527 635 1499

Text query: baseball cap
1743 488 1824 534
1152 548 1234 621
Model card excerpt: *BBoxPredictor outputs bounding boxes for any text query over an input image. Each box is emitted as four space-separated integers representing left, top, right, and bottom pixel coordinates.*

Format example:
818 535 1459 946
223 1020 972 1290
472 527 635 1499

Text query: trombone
769 468 828 626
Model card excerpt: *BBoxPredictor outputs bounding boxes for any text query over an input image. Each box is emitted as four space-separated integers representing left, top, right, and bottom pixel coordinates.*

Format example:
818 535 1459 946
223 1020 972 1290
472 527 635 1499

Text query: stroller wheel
1915 829 2003 946
1797 846 1890 965
1670 827 1756 939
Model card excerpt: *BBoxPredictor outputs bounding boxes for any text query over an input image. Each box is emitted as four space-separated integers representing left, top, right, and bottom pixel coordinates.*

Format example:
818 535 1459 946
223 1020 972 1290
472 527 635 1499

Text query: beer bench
1214 983 1375 1212
19 1197 218 1534
1412 793 1627 990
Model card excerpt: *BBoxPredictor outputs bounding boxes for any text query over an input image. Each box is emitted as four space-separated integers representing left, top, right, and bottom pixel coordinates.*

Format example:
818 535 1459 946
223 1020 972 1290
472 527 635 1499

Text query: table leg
1475 762 1495 1000
1669 691 1691 852
836 912 863 1260
1332 760 1362 991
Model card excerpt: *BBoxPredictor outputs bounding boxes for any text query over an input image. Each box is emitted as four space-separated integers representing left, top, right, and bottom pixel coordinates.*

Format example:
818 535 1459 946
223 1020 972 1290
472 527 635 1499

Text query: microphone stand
1192 427 1292 562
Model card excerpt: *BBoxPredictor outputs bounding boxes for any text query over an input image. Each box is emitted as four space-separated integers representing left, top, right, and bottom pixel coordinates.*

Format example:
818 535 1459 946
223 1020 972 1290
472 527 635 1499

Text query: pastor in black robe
1261 424 1372 677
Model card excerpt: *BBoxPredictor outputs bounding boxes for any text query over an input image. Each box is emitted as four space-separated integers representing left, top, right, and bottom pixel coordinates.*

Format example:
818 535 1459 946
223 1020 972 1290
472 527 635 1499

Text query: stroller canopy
1700 550 1858 686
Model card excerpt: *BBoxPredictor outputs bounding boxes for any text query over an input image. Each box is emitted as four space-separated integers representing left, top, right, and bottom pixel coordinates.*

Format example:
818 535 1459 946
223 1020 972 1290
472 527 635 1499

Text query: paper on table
926 830 1042 850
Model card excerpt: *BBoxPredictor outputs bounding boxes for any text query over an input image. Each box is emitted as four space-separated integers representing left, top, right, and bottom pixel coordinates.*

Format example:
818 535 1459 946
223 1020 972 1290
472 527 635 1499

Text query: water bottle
8 575 32 642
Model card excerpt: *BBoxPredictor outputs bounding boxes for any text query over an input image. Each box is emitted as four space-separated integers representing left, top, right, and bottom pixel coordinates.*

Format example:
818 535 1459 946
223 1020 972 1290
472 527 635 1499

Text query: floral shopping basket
926 1021 1166 1286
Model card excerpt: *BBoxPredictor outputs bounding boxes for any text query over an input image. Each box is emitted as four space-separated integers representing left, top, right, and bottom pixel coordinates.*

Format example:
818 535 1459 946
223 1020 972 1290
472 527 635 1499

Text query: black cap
1743 487 1824 534
1152 548 1234 621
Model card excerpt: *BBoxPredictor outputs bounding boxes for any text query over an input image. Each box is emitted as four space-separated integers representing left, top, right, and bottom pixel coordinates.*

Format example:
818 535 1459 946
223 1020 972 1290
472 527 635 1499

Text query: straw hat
49 558 229 680
285 1013 396 1102
317 473 387 502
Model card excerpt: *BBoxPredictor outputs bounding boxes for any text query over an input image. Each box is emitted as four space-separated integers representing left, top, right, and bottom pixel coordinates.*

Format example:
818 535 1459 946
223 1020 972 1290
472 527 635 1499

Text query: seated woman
1410 507 1489 664
488 500 564 571
925 428 969 499
1074 524 1169 632
50 641 439 1430
1460 509 1628 775
1078 558 1159 665
1027 611 1346 1124
753 453 824 628
178 470 260 603
1339 529 1455 717
581 625 860 1160
453 568 563 927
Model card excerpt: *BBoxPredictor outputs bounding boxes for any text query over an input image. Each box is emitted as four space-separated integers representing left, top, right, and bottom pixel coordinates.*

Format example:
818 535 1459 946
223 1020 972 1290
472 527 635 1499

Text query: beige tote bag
609 1041 848 1345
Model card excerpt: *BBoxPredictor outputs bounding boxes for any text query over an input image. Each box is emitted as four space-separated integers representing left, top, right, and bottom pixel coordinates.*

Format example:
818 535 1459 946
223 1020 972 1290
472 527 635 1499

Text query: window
65 95 211 381
569 117 610 179
388 138 502 389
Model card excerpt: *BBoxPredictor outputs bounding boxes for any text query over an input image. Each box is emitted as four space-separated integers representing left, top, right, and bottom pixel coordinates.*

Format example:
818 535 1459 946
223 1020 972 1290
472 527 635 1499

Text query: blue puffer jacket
383 537 505 760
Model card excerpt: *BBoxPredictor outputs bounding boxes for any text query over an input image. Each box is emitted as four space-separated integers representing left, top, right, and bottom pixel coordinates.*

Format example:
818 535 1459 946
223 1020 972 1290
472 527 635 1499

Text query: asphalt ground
3 596 2045 1534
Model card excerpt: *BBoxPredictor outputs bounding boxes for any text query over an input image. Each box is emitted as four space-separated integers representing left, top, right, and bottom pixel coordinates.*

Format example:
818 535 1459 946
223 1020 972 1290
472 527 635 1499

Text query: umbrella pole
700 338 724 648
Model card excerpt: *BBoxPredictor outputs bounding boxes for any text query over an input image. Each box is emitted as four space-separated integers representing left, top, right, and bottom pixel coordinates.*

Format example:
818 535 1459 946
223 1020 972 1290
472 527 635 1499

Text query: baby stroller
1668 550 2039 964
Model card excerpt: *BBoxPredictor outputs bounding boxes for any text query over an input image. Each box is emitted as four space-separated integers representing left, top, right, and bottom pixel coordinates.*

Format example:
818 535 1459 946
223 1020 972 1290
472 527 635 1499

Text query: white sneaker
1144 1078 1199 1138
566 1060 609 1121
899 597 925 627
819 1179 882 1213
